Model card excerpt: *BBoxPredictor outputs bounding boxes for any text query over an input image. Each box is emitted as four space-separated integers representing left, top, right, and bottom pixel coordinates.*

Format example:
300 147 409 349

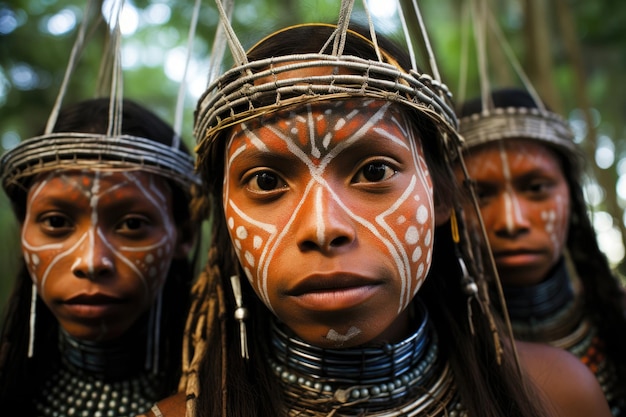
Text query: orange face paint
224 100 435 348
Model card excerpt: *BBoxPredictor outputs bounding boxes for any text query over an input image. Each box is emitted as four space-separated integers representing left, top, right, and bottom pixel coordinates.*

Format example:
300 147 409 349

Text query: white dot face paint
459 139 570 286
21 169 181 342
223 99 435 348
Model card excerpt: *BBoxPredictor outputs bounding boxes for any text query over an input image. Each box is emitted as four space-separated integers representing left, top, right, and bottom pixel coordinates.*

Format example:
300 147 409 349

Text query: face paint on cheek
541 193 568 263
369 122 435 312
21 174 83 291
112 174 179 299
224 202 279 309
223 131 281 309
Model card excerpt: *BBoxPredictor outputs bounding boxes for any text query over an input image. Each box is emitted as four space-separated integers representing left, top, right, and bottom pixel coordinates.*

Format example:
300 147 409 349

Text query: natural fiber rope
459 106 576 152
194 52 458 154
1 0 200 199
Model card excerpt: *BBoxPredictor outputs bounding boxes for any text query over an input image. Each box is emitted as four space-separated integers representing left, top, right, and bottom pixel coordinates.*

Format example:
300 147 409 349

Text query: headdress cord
456 152 523 376
44 0 95 135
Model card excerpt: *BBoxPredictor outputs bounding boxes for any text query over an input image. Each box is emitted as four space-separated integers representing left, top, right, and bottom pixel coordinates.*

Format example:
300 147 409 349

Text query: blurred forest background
0 0 625 312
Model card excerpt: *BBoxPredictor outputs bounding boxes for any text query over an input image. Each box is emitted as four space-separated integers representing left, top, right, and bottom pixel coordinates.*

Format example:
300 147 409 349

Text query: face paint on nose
224 100 436 317
22 170 176 300
498 142 525 234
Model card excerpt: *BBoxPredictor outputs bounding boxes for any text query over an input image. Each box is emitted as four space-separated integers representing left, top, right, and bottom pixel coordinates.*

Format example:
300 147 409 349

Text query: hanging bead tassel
28 282 37 358
450 210 484 336
230 275 249 360
457 255 482 335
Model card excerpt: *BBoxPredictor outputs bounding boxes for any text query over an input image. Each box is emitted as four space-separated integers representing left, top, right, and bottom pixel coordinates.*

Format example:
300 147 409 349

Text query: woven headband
0 132 199 198
194 23 461 159
459 106 576 153
1 0 201 200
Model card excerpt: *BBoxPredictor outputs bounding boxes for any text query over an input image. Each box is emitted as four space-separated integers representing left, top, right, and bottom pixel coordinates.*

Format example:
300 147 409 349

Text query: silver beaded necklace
33 329 162 417
269 299 466 416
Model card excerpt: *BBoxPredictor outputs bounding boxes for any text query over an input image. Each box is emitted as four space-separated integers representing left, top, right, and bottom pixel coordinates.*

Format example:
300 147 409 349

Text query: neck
58 321 151 379
503 259 574 320
269 298 461 415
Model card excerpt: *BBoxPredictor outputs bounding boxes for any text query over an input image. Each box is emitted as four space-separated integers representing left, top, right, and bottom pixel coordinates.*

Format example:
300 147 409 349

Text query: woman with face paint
456 87 626 416
142 23 612 417
0 98 200 416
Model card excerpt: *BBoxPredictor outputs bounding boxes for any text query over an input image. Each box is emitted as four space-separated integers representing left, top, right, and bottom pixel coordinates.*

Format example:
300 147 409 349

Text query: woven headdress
459 102 576 153
0 0 200 202
193 0 462 165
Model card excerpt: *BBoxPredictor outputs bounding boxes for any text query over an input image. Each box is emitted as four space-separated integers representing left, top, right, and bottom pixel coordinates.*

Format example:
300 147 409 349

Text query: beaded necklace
268 299 466 416
33 328 162 417
504 259 623 416
504 259 584 342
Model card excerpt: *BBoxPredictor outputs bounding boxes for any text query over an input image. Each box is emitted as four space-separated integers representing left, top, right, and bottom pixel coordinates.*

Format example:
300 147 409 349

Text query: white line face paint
461 139 571 285
223 99 435 347
325 326 362 345
497 141 525 234
20 169 181 341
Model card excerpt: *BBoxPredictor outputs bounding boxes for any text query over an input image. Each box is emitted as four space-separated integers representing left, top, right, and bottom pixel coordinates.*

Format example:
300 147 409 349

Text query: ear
174 220 196 259
434 200 452 226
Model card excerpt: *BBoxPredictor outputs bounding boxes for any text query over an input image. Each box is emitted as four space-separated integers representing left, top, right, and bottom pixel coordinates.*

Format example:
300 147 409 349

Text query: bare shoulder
516 340 611 417
135 392 187 417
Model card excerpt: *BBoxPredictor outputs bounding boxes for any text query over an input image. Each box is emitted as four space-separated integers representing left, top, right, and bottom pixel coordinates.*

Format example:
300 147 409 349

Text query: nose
72 229 115 280
491 190 531 238
295 186 356 253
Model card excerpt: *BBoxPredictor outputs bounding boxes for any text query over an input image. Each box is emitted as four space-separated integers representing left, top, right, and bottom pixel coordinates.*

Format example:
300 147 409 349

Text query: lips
65 293 124 305
62 293 125 318
286 273 382 311
492 249 545 266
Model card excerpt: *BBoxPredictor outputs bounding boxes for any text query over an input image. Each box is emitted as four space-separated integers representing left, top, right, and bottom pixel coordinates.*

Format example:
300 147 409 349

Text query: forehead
28 169 170 196
228 99 409 148
469 138 563 165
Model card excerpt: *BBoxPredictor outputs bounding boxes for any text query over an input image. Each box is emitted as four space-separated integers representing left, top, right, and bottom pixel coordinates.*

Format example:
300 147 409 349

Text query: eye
471 183 497 204
39 213 73 234
353 161 396 183
526 180 551 195
245 170 287 193
117 216 151 235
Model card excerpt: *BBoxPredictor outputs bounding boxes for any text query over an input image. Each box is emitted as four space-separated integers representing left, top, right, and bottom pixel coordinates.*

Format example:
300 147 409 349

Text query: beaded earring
146 286 164 373
28 282 37 358
450 210 482 335
230 275 249 359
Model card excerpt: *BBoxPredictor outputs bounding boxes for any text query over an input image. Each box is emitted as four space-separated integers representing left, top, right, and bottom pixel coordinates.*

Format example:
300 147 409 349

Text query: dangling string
145 287 164 374
485 9 546 110
470 0 492 113
332 0 356 56
396 0 418 73
44 0 96 135
107 5 124 138
451 210 482 336
213 0 248 68
206 0 235 85
456 1 471 110
361 0 383 62
27 283 37 358
409 0 442 83
172 0 202 148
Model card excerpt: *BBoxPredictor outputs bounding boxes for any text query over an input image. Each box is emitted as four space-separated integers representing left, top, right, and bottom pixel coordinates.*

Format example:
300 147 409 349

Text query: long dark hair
0 98 198 408
187 25 546 417
460 87 626 401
